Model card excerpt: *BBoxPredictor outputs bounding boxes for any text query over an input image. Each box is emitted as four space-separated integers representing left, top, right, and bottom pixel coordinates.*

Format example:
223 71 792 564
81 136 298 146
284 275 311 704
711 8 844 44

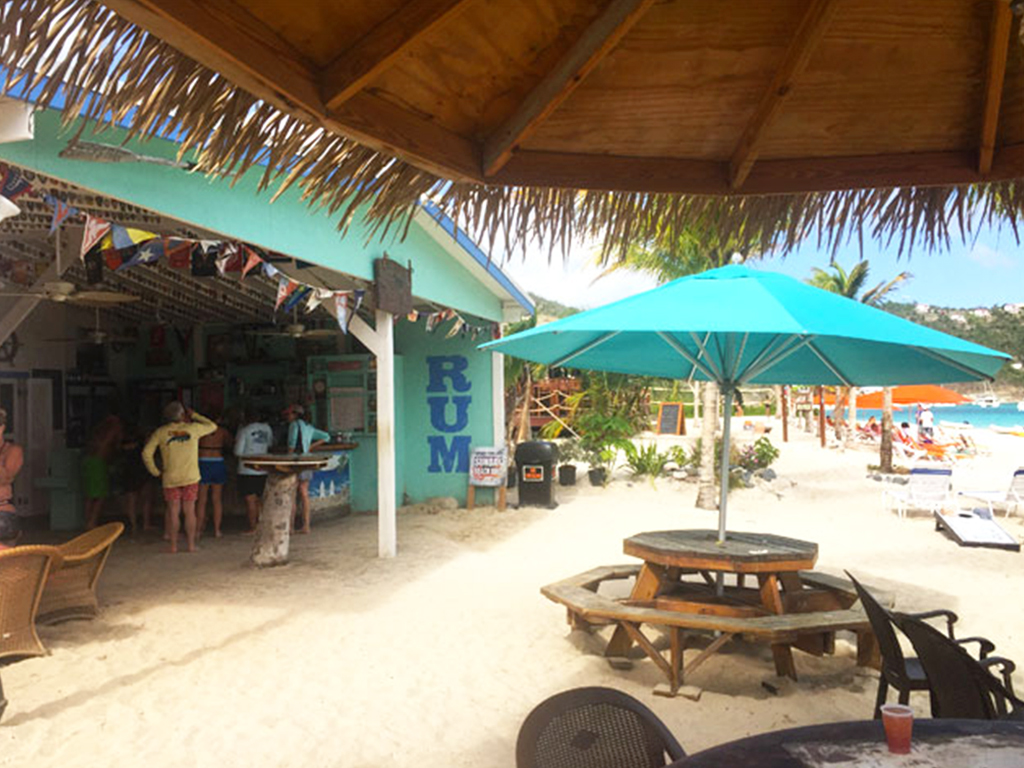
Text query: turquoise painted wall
396 318 499 506
0 109 505 321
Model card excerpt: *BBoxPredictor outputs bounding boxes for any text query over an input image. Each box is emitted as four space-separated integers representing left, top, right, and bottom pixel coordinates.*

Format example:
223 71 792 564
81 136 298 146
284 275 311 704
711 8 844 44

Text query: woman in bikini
0 408 25 548
196 412 233 539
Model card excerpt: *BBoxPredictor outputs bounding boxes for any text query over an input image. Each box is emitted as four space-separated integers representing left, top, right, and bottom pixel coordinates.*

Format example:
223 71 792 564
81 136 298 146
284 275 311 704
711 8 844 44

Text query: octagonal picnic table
608 530 838 679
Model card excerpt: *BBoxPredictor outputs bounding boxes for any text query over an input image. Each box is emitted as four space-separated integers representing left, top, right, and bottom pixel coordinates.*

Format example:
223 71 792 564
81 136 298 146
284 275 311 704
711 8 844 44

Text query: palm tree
807 260 912 467
595 232 758 509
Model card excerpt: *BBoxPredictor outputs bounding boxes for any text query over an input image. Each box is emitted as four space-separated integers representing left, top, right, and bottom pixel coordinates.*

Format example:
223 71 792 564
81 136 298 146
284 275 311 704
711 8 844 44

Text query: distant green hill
531 293 580 320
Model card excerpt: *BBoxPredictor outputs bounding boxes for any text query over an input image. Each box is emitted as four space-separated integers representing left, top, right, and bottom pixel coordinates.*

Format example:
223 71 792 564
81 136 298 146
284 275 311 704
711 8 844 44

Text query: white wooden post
349 310 397 559
491 351 505 446
375 309 397 558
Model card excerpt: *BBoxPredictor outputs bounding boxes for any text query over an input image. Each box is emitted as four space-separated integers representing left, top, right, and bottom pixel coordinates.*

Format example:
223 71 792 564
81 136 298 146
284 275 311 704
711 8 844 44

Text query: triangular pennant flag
103 224 159 252
275 277 298 310
262 262 280 280
446 315 466 338
44 195 79 234
80 215 111 260
117 238 165 270
305 287 333 314
471 326 481 340
240 246 262 279
216 243 242 274
104 248 129 271
166 238 192 268
406 310 419 322
191 241 220 277
0 165 32 202
334 292 350 334
282 285 312 313
351 289 365 315
425 312 440 333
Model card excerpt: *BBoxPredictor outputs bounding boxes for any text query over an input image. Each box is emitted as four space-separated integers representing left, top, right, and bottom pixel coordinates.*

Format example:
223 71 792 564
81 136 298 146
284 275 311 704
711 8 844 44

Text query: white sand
3 424 1024 767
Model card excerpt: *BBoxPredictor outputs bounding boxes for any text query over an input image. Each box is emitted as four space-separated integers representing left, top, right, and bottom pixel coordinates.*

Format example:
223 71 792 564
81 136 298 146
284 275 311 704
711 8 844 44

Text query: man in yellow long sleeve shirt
142 401 217 553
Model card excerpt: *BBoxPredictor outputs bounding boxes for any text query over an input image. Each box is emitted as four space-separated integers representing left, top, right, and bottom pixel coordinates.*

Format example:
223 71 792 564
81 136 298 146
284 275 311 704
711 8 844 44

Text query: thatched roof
3 0 1023 258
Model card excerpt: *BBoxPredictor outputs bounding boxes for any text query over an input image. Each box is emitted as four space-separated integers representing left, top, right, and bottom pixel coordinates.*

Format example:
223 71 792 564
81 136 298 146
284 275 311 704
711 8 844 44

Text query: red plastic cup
880 704 913 754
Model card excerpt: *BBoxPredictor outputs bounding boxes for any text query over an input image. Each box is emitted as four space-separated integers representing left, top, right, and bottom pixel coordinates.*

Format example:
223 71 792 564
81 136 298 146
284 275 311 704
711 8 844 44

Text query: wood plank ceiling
98 0 1024 194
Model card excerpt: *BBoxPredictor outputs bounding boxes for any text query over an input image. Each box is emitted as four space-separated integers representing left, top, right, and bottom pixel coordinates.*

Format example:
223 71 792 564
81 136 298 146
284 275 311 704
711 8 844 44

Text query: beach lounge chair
516 687 685 768
958 468 1024 518
36 522 123 625
0 545 62 661
845 572 993 718
883 467 953 520
893 613 1023 720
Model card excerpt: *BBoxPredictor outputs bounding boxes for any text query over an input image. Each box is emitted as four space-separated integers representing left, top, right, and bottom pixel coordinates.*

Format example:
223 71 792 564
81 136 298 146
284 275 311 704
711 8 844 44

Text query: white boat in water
974 394 1001 408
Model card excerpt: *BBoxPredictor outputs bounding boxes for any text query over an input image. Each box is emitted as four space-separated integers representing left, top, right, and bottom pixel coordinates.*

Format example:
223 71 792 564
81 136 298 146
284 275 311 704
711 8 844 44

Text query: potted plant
576 411 632 487
557 438 580 486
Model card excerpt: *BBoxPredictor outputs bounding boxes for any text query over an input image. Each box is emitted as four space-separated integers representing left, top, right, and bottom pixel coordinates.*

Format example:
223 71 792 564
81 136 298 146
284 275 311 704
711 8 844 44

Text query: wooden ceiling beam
728 0 840 190
481 0 656 177
978 0 1013 175
494 145 1024 196
320 0 474 111
101 0 482 182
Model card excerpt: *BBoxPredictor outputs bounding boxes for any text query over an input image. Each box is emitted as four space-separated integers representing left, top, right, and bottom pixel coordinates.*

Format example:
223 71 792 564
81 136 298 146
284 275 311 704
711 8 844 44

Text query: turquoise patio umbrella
482 265 1008 541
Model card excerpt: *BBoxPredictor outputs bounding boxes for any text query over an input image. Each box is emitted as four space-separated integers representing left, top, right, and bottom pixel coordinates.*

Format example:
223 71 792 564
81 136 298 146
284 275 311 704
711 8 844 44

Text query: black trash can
515 441 559 509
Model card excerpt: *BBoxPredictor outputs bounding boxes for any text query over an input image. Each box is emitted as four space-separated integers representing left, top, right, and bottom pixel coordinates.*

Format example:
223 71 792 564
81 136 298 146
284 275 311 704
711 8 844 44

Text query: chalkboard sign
374 256 413 316
657 402 685 435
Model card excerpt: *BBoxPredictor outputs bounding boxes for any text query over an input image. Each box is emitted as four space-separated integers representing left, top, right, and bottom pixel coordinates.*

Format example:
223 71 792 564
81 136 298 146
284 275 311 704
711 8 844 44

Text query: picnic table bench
542 564 880 696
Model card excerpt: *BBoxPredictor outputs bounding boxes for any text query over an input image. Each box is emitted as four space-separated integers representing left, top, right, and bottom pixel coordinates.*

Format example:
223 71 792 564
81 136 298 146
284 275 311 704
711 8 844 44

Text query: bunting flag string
80 215 111 260
275 277 299 310
43 195 78 234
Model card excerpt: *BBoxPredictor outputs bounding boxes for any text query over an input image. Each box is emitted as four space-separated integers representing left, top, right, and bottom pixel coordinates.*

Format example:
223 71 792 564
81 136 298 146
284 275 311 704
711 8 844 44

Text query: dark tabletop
673 719 1024 768
624 530 818 570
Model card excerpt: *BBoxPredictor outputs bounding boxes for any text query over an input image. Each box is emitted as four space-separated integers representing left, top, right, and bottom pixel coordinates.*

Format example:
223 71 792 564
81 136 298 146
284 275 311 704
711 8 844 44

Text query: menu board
657 402 685 435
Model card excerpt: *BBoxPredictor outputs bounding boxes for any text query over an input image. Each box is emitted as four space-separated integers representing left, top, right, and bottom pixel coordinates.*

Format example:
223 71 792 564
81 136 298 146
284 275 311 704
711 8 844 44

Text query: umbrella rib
657 332 717 380
913 347 997 382
550 331 620 368
734 333 786 383
738 335 815 384
689 332 724 380
806 341 853 387
733 333 750 382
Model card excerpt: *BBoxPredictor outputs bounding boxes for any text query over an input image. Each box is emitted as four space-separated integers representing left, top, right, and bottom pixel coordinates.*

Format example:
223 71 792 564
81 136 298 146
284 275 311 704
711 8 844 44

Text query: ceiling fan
250 322 337 340
46 307 138 346
0 281 141 306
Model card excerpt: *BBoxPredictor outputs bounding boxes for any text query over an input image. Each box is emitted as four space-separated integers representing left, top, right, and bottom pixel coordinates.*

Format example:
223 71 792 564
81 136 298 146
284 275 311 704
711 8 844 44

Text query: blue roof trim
2 68 534 314
420 201 534 315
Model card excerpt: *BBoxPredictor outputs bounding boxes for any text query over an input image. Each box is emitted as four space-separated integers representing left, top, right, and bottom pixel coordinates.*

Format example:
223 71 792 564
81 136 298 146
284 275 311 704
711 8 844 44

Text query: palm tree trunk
696 381 719 510
880 386 894 472
845 387 858 448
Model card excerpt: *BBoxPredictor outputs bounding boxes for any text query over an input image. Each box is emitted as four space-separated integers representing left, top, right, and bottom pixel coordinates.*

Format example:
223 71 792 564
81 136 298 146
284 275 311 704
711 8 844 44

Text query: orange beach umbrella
827 385 968 409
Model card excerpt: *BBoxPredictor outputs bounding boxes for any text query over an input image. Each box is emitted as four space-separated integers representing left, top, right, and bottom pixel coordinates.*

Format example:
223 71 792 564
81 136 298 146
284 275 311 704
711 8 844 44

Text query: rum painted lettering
428 395 472 433
426 355 471 474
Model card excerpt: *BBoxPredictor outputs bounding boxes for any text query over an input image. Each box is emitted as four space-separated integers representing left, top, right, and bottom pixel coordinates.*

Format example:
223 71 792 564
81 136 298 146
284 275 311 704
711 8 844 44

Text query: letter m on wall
428 435 471 473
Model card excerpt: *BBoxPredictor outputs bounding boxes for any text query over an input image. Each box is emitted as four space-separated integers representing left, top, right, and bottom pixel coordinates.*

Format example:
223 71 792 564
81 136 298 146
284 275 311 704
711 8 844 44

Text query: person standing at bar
196 411 233 539
234 408 273 534
283 404 329 534
0 409 24 549
142 402 216 553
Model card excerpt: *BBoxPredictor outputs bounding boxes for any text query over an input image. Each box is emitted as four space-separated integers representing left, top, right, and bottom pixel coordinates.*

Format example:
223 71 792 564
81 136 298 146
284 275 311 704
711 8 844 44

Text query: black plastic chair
893 612 1022 720
845 571 994 718
516 687 685 768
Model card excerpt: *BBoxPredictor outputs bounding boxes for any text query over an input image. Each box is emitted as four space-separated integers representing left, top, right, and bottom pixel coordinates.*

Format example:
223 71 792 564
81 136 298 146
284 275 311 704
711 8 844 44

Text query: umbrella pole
718 387 734 544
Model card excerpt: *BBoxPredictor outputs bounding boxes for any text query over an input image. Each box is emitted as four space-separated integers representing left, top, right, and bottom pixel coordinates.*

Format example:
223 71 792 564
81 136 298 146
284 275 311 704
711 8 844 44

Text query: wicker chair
36 522 124 625
0 545 62 661
516 687 685 768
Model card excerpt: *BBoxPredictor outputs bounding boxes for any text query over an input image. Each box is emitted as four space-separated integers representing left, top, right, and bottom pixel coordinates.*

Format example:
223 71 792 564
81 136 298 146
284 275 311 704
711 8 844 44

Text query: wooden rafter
728 0 840 190
319 0 473 112
493 144 1024 195
979 0 1013 175
102 0 481 181
481 0 656 177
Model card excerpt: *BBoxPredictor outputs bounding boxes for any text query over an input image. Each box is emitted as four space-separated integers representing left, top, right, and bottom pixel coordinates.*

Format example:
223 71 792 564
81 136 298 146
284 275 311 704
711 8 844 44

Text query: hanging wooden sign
374 256 413 316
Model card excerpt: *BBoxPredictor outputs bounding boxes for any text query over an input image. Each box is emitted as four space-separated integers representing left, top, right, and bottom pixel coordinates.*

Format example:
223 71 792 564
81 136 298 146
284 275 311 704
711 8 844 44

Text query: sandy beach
3 422 1023 767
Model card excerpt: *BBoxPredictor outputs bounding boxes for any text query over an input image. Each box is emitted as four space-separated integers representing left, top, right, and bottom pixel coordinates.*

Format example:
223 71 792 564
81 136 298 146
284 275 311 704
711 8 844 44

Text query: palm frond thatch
1 0 1022 262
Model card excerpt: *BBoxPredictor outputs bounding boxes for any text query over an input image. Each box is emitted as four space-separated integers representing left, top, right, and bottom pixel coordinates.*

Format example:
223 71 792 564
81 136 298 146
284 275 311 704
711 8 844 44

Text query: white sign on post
469 447 507 487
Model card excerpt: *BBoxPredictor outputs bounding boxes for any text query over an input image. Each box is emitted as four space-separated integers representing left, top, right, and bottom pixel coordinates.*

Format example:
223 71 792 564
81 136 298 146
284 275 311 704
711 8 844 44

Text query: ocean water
849 403 1024 430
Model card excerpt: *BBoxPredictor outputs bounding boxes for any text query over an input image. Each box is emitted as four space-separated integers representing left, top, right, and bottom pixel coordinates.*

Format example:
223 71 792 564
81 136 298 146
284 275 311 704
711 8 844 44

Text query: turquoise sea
849 403 1024 430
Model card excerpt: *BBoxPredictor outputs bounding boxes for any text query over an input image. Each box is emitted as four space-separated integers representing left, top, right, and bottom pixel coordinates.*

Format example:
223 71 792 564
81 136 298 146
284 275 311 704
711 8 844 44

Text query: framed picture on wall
206 333 230 369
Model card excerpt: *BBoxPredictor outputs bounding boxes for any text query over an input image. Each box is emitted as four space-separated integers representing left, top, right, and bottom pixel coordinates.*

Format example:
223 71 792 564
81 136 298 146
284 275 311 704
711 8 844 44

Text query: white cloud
966 244 1013 269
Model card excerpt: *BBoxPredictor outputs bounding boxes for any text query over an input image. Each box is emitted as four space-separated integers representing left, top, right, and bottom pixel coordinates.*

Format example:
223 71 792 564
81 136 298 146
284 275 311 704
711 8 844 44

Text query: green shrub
623 442 669 478
737 437 780 472
668 445 691 467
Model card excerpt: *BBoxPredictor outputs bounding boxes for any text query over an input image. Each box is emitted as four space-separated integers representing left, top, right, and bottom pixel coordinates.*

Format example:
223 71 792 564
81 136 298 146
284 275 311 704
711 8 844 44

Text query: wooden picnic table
243 454 331 568
672 718 1024 768
611 530 835 679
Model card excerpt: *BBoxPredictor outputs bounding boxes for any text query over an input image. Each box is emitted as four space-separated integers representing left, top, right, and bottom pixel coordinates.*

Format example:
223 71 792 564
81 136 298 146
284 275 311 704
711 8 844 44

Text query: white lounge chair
958 468 1024 518
884 466 953 520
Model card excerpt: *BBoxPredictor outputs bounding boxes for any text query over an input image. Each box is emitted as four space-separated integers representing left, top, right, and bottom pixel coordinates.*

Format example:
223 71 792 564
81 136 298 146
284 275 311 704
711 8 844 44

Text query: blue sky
503 222 1023 311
